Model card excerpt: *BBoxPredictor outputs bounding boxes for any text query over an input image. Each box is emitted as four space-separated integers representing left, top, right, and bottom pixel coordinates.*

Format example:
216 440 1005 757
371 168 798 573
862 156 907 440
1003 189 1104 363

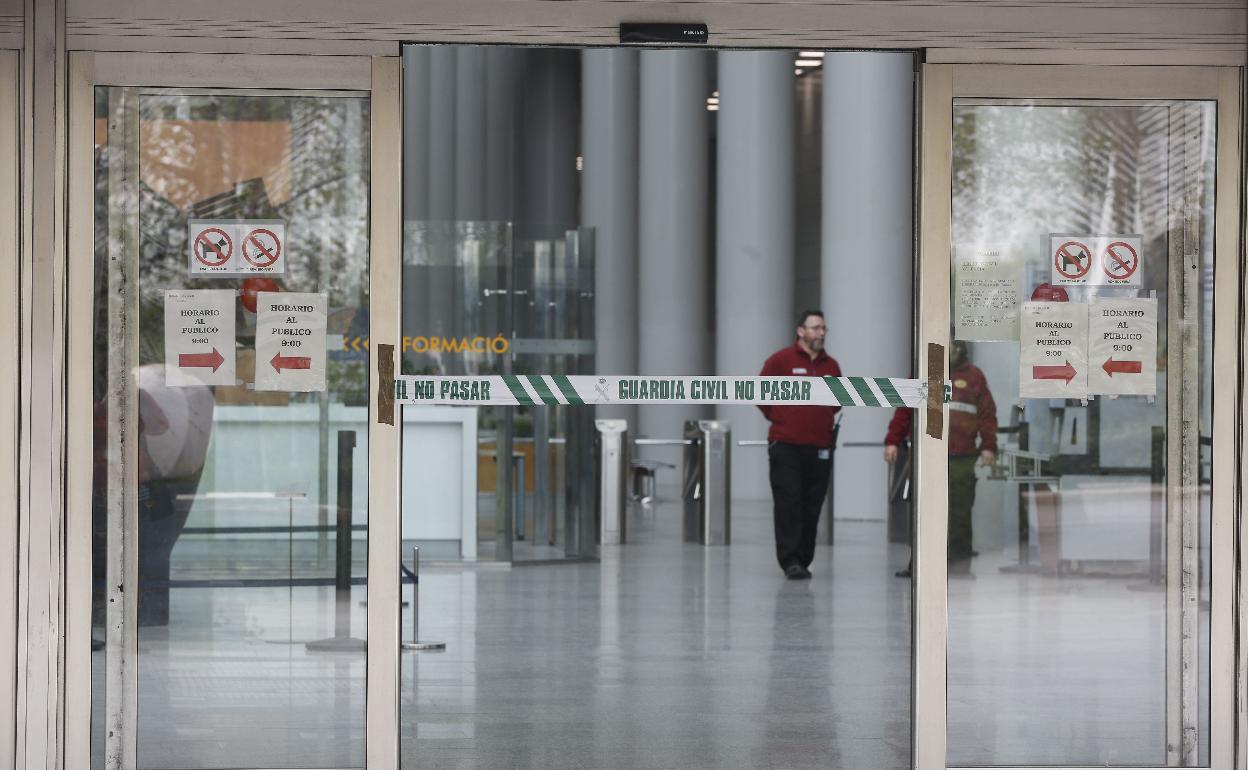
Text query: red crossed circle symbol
1054 240 1092 280
1101 241 1139 280
241 228 282 268
193 227 233 267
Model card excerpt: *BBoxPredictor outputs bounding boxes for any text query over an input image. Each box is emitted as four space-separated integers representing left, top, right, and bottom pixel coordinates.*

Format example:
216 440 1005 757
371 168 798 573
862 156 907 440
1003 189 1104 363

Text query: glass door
916 65 1241 769
67 54 404 769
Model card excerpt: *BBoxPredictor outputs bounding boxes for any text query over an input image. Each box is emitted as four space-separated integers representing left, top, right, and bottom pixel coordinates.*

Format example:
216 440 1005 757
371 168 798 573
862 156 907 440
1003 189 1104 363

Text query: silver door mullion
367 55 403 770
914 62 951 770
104 85 140 770
1174 101 1202 768
1164 102 1202 768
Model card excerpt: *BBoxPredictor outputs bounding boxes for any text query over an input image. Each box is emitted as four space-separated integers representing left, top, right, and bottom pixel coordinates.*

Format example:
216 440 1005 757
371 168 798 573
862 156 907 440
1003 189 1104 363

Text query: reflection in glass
91 89 370 769
946 100 1214 766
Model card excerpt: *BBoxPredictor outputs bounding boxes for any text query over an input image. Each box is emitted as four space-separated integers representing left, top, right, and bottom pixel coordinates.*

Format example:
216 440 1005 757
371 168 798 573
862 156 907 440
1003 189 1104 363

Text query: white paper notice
954 244 1021 341
1050 234 1143 287
164 290 236 387
1088 298 1157 396
1019 301 1088 399
255 292 327 392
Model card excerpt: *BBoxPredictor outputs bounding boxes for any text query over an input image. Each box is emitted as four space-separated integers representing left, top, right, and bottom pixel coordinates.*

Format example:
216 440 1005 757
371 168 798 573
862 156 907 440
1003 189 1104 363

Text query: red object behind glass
240 276 281 313
1030 282 1070 302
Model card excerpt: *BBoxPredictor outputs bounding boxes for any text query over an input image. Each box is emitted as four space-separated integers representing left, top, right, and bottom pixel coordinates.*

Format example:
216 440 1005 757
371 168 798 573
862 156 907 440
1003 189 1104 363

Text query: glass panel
90 88 371 768
946 99 1215 766
399 44 915 770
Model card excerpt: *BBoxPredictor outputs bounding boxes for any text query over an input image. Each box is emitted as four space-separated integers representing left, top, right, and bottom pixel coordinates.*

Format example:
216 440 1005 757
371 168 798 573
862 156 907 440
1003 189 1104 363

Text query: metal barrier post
306 431 366 652
595 420 629 545
683 420 731 545
402 546 446 651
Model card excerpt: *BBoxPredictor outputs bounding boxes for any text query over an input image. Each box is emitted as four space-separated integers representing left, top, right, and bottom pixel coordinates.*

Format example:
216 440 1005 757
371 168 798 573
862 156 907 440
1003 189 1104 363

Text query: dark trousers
948 454 978 561
768 441 832 569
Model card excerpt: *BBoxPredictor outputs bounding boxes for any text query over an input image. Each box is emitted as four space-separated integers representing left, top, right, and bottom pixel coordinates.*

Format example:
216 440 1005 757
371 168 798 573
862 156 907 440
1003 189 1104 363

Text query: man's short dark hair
797 310 824 328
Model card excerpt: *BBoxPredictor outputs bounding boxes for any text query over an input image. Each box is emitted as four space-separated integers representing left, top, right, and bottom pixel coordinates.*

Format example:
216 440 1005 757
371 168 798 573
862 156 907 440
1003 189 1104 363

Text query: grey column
518 49 580 240
581 49 639 422
822 52 914 521
454 47 487 221
424 48 458 349
715 51 796 501
401 47 432 358
402 46 431 222
484 48 522 223
427 48 457 221
638 50 711 453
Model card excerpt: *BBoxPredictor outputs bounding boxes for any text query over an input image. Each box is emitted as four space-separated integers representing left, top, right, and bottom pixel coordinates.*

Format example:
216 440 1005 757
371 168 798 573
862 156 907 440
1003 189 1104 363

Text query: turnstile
682 420 731 545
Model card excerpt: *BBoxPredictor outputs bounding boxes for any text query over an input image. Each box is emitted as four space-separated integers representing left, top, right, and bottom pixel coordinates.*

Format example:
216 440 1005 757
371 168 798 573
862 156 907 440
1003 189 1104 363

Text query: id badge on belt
818 449 830 460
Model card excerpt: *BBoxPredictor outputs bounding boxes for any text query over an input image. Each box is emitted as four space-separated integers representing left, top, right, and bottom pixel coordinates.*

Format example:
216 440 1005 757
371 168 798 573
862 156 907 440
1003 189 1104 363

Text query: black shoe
800 566 812 579
894 567 912 578
784 564 805 580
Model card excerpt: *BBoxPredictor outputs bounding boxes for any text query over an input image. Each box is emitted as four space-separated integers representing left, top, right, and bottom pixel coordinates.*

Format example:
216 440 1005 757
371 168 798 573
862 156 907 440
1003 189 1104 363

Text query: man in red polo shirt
758 310 842 580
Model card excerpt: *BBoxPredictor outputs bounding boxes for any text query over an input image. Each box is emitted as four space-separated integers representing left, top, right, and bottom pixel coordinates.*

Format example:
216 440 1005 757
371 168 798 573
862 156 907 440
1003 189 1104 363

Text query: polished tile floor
91 499 1204 769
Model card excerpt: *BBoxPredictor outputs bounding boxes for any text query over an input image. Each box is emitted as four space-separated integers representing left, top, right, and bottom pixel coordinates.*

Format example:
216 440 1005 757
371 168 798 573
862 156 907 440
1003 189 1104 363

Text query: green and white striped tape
394 375 928 408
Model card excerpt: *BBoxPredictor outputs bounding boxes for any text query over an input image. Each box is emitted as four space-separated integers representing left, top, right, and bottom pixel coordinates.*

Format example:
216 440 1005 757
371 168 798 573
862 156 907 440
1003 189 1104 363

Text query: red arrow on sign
1102 357 1143 376
271 352 312 372
178 348 225 372
1032 362 1077 383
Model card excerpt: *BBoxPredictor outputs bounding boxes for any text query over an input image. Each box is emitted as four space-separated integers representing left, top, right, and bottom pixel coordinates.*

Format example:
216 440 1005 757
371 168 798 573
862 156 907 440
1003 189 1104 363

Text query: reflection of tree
110 93 372 404
952 105 1149 251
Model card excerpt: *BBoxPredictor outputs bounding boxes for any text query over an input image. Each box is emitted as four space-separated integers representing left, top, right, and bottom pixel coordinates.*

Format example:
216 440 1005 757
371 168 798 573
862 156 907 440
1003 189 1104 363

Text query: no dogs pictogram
193 227 233 268
1054 240 1092 280
1101 240 1139 280
241 228 282 269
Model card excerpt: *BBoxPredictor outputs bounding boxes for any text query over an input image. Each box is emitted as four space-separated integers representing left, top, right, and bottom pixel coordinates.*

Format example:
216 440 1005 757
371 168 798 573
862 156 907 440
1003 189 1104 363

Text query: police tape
394 375 930 408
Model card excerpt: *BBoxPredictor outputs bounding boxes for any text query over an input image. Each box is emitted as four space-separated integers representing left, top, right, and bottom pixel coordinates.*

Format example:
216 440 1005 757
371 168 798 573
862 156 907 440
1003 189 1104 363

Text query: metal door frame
914 63 1243 770
63 51 403 770
0 47 19 768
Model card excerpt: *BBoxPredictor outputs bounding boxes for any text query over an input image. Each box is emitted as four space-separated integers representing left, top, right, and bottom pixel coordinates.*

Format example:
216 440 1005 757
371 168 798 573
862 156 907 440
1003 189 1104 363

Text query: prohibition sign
1054 240 1092 280
1101 240 1139 280
193 227 233 268
241 227 282 269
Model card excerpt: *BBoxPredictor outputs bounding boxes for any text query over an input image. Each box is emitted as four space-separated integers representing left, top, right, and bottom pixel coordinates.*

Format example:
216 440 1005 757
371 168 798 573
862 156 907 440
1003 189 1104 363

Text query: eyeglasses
803 324 826 332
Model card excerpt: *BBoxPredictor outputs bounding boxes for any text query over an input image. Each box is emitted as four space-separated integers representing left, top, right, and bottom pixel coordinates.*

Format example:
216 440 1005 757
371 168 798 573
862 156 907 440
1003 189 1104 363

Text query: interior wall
61 0 1246 60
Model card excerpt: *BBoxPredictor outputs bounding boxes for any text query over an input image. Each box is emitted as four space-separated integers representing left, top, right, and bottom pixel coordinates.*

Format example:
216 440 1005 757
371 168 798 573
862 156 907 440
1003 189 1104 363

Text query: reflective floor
402 504 912 770
90 499 1196 769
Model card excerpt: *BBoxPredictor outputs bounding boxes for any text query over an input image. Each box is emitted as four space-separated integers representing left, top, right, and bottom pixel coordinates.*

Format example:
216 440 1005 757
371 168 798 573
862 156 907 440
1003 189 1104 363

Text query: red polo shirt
758 343 842 447
883 359 998 457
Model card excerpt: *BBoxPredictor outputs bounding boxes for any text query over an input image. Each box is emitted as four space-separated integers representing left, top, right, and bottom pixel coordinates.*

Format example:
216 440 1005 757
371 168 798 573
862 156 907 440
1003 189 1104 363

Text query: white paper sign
954 244 1021 341
1050 234 1143 287
1019 301 1088 399
163 290 236 387
188 219 287 275
255 292 327 392
1088 298 1157 396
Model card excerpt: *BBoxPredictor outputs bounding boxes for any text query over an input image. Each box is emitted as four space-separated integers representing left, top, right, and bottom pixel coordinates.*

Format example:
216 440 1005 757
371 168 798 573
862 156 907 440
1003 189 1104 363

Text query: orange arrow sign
1032 362 1077 383
271 352 312 372
178 348 225 372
